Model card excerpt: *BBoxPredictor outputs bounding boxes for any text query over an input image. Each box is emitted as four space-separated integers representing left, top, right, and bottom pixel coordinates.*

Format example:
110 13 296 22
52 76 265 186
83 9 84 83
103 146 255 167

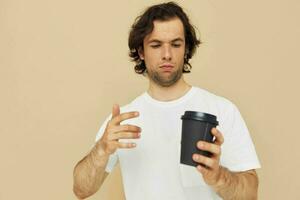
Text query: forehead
144 17 185 42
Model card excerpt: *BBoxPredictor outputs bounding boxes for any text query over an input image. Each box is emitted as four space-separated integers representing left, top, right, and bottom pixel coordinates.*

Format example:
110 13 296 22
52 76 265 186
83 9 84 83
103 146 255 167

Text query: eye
172 43 181 48
150 44 160 48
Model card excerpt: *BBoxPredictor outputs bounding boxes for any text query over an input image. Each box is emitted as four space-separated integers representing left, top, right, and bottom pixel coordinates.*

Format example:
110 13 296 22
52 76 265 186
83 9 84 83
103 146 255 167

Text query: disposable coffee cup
180 111 219 167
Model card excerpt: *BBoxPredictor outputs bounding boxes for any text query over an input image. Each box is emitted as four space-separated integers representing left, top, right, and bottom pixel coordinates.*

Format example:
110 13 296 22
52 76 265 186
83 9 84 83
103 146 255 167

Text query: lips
160 63 174 68
160 64 174 72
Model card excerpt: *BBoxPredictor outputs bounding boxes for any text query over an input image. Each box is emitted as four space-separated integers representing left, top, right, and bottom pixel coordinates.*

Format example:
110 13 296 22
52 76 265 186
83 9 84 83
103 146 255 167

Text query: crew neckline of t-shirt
142 86 197 107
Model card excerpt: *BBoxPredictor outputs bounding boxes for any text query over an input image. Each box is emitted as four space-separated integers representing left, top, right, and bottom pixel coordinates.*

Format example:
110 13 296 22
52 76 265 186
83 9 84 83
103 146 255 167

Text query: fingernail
135 112 139 116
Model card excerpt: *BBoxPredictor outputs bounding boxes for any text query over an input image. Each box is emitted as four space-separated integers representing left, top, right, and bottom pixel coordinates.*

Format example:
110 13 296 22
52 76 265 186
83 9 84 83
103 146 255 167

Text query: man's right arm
73 142 110 199
72 104 141 199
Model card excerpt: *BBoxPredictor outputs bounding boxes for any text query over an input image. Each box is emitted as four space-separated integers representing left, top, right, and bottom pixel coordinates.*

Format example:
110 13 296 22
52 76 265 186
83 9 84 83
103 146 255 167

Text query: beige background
1 0 299 199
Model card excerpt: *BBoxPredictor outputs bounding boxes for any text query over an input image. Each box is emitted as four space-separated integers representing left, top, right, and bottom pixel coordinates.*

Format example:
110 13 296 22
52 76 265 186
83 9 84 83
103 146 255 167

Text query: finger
197 141 221 156
111 111 139 125
196 164 210 175
112 124 142 133
108 131 141 140
192 154 218 169
116 141 137 148
211 128 224 145
111 103 120 119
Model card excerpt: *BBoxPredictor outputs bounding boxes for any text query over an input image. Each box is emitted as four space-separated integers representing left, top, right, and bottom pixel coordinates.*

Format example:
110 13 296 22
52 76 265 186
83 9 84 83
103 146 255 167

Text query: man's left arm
192 128 259 200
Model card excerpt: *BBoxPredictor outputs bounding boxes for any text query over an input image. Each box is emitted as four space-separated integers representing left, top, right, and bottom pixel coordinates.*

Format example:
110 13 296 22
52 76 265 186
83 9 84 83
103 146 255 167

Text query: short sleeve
218 102 261 172
95 114 118 173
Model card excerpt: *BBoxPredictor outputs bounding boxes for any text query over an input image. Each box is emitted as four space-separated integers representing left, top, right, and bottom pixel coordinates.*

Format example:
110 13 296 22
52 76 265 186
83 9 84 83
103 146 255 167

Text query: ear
138 48 144 60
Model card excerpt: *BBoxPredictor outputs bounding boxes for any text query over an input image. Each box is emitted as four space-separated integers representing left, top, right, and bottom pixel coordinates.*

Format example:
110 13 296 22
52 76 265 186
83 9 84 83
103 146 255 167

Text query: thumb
111 103 120 119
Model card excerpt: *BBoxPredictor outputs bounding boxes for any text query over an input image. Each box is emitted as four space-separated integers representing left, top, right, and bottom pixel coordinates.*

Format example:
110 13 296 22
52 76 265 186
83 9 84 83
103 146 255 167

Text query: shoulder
193 86 237 110
119 92 146 112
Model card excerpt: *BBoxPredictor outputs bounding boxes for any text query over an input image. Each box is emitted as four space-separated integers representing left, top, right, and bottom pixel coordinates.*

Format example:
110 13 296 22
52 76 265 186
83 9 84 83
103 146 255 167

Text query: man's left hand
192 127 224 187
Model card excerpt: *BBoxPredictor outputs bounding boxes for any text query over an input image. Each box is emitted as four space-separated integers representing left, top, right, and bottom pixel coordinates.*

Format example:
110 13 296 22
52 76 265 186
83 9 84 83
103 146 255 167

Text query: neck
147 78 192 101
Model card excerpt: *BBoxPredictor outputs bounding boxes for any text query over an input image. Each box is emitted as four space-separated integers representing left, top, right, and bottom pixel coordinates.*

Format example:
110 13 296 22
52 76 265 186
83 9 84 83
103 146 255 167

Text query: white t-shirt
95 86 261 200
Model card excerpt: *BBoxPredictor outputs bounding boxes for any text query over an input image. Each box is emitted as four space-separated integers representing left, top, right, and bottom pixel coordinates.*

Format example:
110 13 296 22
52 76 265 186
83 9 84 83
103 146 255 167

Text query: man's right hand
95 104 141 156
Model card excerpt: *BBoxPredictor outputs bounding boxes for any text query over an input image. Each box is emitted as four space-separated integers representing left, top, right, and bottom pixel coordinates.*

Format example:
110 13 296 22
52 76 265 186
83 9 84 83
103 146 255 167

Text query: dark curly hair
128 1 201 75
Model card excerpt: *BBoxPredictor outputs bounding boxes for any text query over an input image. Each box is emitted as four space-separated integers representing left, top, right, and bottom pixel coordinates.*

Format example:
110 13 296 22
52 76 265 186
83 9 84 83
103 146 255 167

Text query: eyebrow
147 37 184 44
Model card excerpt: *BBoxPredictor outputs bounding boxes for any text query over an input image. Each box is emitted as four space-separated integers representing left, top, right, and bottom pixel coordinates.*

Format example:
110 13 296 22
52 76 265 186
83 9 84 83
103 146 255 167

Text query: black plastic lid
181 111 219 125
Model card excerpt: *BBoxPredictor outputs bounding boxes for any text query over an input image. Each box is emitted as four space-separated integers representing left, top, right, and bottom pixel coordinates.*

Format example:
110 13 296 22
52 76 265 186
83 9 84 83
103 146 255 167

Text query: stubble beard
147 66 183 87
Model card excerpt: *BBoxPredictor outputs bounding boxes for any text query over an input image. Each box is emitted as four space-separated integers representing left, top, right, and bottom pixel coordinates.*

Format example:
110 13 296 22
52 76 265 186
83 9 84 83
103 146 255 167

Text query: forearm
212 167 258 200
73 146 109 199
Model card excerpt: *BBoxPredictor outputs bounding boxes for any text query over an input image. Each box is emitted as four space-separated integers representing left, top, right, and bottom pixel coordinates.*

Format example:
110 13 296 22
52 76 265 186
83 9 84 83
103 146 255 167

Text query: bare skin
138 18 190 102
73 104 141 199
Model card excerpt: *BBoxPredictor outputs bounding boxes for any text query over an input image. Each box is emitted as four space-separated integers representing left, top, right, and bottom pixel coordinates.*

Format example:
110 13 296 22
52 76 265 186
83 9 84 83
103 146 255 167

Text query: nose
162 45 172 61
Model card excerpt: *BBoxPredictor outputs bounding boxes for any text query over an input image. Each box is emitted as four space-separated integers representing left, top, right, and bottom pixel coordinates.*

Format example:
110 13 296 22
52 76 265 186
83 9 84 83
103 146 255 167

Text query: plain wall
1 0 299 199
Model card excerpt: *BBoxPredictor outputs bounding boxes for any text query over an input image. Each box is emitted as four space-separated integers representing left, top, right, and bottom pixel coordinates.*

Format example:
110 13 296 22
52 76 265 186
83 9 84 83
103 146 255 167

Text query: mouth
160 64 174 72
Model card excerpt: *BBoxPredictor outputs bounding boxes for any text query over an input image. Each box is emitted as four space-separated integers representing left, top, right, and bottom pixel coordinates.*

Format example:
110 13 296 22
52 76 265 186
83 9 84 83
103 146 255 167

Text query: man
73 2 261 200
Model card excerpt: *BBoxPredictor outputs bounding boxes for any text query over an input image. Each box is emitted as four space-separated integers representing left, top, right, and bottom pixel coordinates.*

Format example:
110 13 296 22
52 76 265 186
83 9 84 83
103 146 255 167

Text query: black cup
180 111 219 167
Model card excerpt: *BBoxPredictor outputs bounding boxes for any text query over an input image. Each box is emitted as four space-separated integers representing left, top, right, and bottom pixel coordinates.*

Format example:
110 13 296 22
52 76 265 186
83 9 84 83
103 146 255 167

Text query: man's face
139 17 186 87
